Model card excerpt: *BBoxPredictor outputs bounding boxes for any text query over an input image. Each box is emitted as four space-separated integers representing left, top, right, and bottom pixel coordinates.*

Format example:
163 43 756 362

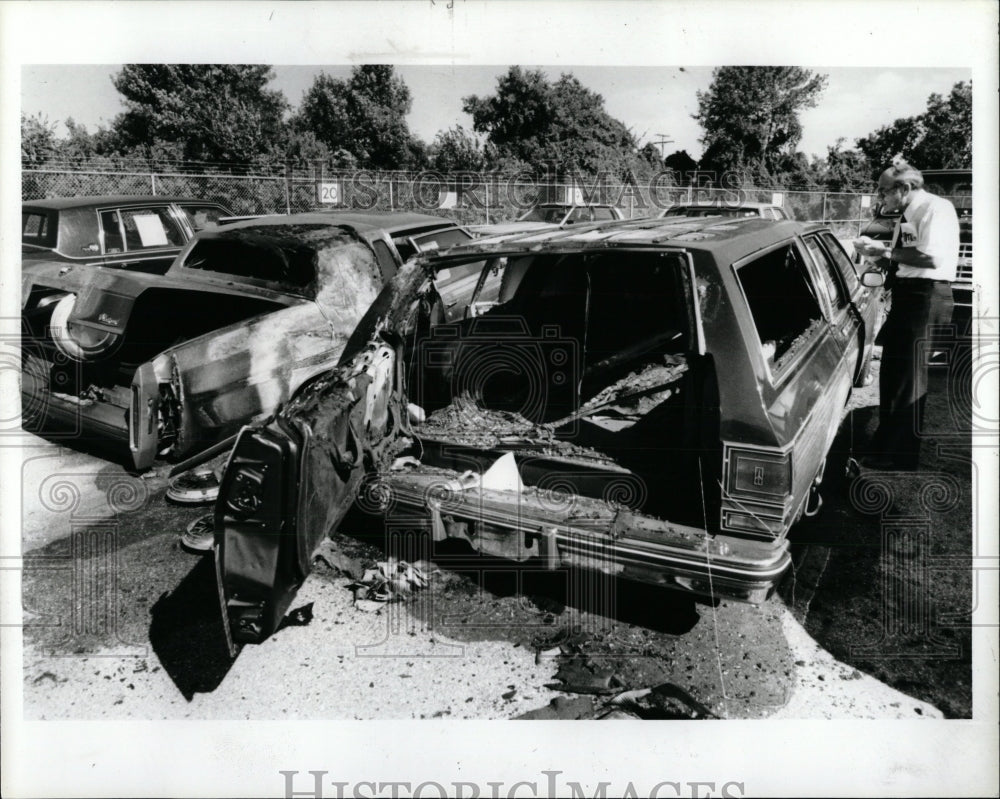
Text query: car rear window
22 211 52 245
400 227 472 257
181 234 319 292
179 204 229 232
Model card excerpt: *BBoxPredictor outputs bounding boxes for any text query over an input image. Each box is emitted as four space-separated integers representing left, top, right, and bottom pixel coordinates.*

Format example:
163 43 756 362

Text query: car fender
151 302 349 449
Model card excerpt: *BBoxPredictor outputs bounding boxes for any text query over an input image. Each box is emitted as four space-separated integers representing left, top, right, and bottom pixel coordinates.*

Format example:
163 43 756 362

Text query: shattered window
181 232 320 293
404 227 472 255
735 242 825 367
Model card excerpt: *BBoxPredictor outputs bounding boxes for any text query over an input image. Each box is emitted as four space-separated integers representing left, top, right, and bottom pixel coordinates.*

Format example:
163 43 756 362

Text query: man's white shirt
894 188 960 281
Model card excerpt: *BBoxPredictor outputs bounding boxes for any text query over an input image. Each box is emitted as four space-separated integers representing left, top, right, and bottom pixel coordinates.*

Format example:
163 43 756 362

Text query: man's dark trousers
871 279 954 469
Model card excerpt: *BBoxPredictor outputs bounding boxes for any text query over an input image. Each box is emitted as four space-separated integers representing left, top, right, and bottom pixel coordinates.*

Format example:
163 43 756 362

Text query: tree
694 67 828 179
914 82 972 168
110 65 289 166
822 138 873 192
638 143 664 170
858 81 971 170
855 116 924 172
21 113 58 165
663 149 698 182
293 65 418 169
429 125 493 172
462 67 638 176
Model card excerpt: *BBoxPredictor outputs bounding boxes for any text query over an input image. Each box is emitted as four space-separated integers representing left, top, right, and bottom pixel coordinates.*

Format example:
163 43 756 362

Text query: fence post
822 192 828 223
284 162 291 214
151 173 156 195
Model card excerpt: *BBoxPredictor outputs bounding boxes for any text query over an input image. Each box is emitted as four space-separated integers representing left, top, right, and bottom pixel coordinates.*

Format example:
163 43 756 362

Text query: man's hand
853 236 892 259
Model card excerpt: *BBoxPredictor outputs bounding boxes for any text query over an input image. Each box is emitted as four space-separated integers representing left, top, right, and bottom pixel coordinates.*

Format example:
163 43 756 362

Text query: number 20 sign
318 181 342 204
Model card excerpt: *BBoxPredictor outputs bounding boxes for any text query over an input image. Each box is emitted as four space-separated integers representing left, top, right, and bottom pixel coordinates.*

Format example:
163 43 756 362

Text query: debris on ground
166 467 222 504
277 602 315 631
604 682 718 719
313 540 365 580
546 658 623 695
180 513 214 553
514 696 596 720
346 558 439 608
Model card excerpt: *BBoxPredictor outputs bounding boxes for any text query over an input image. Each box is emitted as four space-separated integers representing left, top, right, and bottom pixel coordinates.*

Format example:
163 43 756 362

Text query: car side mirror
861 269 885 288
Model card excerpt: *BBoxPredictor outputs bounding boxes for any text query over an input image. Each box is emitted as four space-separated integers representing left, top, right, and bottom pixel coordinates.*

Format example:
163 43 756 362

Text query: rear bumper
386 471 790 605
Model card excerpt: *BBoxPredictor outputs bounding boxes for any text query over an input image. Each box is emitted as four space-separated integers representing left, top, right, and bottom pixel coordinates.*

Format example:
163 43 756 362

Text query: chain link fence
23 166 901 238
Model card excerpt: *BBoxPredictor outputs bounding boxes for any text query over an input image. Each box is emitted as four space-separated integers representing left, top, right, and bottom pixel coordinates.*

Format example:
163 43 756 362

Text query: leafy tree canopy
21 113 58 166
111 64 289 166
856 81 971 170
694 67 828 180
293 65 417 169
429 125 494 172
463 67 638 176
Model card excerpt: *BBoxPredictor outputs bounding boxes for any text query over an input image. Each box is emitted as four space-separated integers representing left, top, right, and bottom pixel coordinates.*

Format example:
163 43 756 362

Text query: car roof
431 216 826 264
536 202 616 207
201 211 459 237
666 201 778 210
23 195 225 211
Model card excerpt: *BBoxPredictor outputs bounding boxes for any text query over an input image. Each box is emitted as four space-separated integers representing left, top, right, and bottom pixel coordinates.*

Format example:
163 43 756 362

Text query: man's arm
886 245 938 269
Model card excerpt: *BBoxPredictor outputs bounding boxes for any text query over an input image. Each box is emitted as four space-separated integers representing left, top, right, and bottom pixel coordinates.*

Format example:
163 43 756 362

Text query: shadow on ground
781 370 973 718
149 556 236 701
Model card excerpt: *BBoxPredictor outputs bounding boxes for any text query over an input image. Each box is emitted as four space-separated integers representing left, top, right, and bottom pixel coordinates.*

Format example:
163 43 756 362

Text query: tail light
729 449 791 498
721 445 792 537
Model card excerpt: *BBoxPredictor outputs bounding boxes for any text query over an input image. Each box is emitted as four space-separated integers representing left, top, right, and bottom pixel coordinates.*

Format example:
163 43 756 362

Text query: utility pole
653 134 675 160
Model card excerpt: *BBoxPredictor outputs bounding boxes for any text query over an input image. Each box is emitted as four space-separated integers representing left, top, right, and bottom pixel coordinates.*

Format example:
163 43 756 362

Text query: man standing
856 159 959 470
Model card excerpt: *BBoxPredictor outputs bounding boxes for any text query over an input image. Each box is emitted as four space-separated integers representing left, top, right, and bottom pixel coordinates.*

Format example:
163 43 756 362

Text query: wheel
49 294 122 361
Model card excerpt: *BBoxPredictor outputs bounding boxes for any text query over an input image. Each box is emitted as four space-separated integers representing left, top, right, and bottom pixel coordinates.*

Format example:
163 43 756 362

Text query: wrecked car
21 212 471 470
213 216 885 646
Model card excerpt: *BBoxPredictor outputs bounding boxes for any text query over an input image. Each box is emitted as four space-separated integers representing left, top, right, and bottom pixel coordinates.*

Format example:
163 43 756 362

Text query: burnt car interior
394 250 723 530
735 242 825 366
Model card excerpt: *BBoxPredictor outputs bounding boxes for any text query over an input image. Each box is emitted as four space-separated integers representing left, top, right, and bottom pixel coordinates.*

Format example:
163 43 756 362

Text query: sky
21 64 971 161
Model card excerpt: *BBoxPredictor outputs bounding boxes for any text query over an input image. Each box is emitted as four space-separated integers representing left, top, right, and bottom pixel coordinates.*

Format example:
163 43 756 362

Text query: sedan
21 212 472 470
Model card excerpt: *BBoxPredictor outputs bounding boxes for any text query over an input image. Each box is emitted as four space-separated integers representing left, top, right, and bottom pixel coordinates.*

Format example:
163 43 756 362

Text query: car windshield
518 206 568 224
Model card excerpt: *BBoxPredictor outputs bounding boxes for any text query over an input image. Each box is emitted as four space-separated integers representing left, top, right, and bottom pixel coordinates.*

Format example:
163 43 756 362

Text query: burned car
21 212 471 470
213 216 884 646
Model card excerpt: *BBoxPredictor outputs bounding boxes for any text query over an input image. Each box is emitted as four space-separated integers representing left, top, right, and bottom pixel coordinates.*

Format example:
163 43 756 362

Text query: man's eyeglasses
876 185 901 198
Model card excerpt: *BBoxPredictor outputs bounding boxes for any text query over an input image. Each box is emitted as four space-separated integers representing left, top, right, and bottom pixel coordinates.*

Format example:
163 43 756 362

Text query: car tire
49 293 122 361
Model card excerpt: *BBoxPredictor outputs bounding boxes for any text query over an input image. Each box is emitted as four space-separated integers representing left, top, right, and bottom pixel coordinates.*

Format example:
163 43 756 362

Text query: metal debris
180 513 214 553
346 558 439 609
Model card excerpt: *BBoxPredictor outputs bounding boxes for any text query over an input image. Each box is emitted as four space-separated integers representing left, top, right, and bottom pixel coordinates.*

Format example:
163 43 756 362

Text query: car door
731 238 852 515
808 231 880 387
